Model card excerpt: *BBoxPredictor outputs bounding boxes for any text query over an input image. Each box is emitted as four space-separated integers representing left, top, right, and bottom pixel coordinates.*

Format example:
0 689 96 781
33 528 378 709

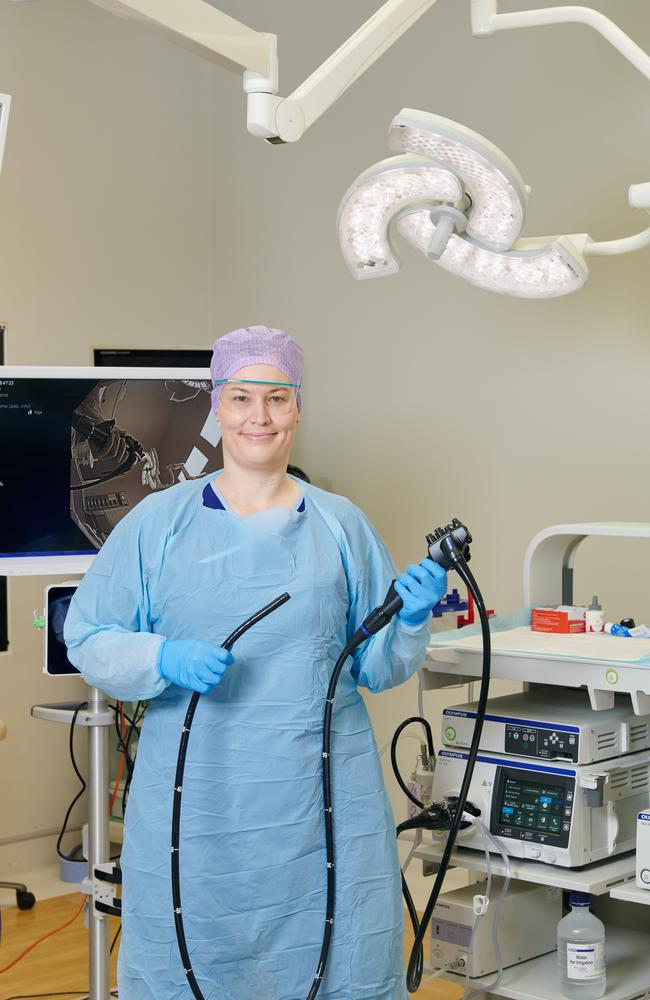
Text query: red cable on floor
0 895 85 974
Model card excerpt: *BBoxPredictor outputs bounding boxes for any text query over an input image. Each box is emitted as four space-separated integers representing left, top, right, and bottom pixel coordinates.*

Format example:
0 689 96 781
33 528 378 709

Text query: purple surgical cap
211 325 304 412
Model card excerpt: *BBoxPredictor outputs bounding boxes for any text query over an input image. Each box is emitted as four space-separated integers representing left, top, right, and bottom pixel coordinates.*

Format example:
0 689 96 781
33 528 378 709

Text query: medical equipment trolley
417 524 650 999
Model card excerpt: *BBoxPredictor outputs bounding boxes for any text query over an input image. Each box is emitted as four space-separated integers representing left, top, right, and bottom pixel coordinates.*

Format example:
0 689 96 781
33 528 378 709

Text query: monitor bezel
0 364 214 576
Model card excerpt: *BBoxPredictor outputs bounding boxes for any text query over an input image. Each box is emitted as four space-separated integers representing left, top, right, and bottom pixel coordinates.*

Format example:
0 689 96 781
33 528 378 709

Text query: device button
566 792 574 802
564 807 572 818
641 869 650 885
562 822 571 832
444 726 457 742
529 846 541 858
513 732 520 740
544 851 557 864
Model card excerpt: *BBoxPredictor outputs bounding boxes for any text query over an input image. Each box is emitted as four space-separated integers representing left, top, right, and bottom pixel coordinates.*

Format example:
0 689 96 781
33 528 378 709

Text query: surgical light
396 209 587 299
338 155 462 279
338 107 650 298
389 110 527 252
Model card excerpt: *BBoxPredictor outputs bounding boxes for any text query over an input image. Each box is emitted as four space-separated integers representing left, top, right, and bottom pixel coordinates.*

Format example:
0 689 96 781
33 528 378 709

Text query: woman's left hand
394 559 448 626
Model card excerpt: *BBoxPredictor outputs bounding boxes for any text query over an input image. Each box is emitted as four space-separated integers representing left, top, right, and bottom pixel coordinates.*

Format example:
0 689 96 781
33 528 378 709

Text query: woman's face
216 363 300 471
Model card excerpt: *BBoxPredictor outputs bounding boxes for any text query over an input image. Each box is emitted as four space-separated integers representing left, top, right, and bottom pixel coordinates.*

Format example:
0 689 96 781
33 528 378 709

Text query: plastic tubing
463 821 511 1000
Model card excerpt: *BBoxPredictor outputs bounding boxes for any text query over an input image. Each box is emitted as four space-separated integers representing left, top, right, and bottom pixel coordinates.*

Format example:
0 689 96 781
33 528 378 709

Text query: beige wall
2 0 650 901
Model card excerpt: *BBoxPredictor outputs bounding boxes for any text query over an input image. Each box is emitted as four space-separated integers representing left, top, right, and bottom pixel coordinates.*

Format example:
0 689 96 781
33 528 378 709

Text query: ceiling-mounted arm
89 0 442 143
248 0 441 143
88 0 278 83
470 3 650 258
471 1 650 82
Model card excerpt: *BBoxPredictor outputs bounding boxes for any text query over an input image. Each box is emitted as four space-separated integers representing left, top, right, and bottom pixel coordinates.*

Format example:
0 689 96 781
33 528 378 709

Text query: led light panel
337 155 462 279
397 209 587 298
389 109 527 252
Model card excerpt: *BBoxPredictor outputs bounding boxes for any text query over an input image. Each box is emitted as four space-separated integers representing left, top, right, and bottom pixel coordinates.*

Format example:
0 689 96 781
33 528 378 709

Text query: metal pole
87 686 111 1000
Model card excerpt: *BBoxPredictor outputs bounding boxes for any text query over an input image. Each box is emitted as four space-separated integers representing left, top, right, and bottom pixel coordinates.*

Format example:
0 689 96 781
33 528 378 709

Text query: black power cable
171 593 291 1000
56 703 88 862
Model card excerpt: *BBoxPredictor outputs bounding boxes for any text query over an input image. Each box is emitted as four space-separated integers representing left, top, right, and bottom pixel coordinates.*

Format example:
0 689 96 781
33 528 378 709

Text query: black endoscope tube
391 717 434 809
405 557 491 994
305 631 365 1000
171 593 291 1000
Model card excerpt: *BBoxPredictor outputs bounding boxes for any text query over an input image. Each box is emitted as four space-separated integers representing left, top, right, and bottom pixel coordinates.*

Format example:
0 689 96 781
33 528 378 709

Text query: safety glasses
214 378 300 416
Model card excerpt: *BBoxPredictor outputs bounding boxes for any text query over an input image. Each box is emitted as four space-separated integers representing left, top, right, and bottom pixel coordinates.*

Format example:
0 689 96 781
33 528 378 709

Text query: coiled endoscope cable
171 593 291 1000
307 519 478 999
404 548 491 993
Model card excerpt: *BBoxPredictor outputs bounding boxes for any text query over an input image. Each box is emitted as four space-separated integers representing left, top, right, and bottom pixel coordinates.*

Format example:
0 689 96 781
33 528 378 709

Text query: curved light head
338 109 589 298
397 209 587 298
389 108 528 251
337 154 462 279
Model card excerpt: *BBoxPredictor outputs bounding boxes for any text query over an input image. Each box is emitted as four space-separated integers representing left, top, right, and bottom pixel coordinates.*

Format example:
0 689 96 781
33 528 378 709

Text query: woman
65 325 446 1000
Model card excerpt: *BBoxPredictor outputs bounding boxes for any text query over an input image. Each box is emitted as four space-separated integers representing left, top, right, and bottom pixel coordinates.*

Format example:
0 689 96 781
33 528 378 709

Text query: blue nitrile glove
157 639 234 694
394 559 448 626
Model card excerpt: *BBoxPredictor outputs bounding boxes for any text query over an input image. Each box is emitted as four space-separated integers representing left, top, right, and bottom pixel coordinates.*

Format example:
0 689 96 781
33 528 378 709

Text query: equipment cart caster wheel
16 890 36 910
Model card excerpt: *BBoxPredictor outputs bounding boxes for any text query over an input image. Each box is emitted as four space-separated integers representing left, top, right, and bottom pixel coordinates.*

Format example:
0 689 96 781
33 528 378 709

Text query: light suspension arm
88 0 442 143
88 0 278 84
471 1 650 83
250 0 441 143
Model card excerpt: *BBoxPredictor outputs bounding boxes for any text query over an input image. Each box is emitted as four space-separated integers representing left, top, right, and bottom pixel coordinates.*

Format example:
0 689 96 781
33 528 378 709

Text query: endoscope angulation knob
426 517 472 570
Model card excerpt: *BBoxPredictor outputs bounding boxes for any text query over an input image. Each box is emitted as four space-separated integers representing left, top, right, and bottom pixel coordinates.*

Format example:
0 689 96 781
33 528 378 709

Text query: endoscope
170 517 491 1000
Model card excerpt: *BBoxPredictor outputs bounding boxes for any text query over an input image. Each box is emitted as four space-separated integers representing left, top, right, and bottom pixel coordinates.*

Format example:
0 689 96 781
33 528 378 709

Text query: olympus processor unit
442 689 650 765
431 747 650 867
638 812 650 889
430 878 561 978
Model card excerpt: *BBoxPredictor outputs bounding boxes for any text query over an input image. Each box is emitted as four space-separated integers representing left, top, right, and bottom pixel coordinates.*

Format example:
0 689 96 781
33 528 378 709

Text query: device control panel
504 723 579 762
441 689 650 765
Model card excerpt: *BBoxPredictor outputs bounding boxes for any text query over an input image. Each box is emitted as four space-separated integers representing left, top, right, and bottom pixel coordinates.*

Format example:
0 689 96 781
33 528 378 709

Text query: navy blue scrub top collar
202 480 306 513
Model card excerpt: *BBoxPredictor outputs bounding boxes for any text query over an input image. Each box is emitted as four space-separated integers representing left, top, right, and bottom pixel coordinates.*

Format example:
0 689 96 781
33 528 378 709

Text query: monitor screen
0 366 223 575
45 584 80 676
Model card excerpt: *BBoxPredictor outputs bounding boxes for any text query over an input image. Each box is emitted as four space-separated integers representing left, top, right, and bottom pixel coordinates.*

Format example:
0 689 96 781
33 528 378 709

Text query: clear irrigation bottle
557 892 606 999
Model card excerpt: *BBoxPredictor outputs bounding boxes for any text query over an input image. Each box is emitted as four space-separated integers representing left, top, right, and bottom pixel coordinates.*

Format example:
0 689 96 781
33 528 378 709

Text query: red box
531 608 586 634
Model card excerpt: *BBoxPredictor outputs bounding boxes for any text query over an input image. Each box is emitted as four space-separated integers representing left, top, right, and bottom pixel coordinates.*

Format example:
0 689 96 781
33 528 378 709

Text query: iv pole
32 688 116 1000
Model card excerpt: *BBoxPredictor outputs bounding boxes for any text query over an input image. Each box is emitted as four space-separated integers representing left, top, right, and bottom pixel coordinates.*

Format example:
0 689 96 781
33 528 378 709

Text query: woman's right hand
157 639 234 694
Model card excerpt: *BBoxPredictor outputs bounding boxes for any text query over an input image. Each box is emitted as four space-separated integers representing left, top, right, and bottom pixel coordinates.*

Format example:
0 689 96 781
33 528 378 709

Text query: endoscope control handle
427 517 472 570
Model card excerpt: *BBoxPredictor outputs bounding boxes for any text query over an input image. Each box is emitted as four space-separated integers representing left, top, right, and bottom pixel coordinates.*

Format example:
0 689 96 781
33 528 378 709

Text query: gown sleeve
340 504 431 693
64 503 169 701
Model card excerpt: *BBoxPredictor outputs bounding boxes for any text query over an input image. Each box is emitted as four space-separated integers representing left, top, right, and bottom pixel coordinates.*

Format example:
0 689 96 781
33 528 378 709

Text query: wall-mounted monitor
94 347 213 368
0 93 11 176
44 583 80 676
0 366 223 576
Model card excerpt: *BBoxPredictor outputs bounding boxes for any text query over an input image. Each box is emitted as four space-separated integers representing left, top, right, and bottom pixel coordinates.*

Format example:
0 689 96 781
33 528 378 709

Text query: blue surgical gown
65 476 430 1000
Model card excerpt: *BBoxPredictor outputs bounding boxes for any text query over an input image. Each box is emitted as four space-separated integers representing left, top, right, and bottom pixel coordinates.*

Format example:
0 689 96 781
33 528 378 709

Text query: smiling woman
64 324 447 1000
